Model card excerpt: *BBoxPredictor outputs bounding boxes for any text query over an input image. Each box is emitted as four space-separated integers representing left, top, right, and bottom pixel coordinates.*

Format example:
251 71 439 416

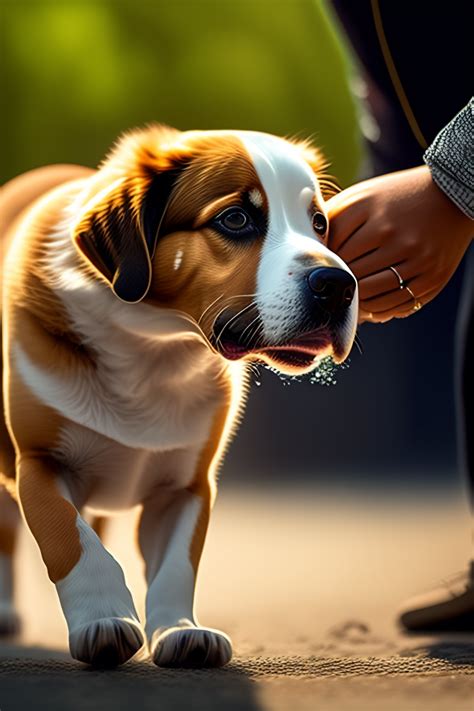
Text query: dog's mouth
219 332 336 371
211 309 345 373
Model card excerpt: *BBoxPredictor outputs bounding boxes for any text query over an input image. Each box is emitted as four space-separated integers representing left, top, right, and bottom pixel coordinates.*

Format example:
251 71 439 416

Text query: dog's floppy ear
72 168 181 303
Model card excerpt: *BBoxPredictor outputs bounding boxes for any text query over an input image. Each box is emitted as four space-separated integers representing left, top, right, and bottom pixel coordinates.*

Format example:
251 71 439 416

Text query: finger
326 199 368 253
360 286 413 314
400 274 443 302
363 304 411 324
416 285 443 307
393 285 443 318
358 309 375 324
358 263 416 300
367 286 441 323
347 245 411 280
391 300 426 320
338 221 403 264
394 287 440 318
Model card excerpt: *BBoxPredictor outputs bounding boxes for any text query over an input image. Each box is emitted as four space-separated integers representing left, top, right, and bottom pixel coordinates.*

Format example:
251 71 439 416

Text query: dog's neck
43 211 229 390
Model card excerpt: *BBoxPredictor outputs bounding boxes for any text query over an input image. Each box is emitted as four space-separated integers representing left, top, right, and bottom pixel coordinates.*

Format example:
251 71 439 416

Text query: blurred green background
1 0 360 184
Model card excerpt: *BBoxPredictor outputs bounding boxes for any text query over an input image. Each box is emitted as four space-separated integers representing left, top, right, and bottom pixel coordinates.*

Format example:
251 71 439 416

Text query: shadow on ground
2 635 474 711
0 642 263 711
407 639 474 667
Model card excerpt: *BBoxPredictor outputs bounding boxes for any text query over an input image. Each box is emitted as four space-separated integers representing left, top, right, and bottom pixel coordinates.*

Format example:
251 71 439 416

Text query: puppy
0 126 357 667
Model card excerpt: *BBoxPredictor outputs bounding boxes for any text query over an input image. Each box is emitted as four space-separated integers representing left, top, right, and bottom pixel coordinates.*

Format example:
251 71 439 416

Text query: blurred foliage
1 0 361 184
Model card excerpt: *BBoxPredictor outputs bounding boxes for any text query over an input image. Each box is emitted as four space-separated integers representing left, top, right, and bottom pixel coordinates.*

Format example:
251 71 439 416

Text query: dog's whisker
198 293 225 327
253 333 266 355
214 303 258 351
198 292 258 328
214 301 258 350
354 332 364 355
246 360 262 383
211 299 257 341
244 325 263 350
239 314 261 345
244 320 265 351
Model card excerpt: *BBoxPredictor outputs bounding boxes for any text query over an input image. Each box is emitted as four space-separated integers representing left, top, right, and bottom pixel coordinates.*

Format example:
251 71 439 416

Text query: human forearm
424 98 474 219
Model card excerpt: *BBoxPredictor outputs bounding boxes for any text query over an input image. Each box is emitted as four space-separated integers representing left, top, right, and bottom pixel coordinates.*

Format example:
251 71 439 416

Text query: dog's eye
213 207 258 238
312 211 327 236
223 209 248 230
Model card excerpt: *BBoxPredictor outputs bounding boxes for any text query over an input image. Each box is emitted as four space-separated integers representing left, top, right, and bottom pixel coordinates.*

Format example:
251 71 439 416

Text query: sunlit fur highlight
288 136 340 198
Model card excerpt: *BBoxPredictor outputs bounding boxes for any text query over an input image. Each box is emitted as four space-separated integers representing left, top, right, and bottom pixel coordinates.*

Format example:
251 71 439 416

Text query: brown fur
18 453 82 583
188 378 232 573
148 134 267 331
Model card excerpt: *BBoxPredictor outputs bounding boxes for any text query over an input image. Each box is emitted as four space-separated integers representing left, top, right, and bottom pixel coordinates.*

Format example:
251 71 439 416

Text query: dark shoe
398 561 474 632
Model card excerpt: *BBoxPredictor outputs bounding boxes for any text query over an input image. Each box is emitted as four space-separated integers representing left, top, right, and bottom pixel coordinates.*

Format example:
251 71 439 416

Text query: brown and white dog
0 125 357 668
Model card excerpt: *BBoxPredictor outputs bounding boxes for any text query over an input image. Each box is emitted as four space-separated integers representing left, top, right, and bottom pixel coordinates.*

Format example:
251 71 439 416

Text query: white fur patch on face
248 188 263 208
173 249 184 271
236 131 358 359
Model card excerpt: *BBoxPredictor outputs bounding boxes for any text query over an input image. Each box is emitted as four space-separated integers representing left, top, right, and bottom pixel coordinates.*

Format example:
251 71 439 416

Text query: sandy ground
1 485 473 710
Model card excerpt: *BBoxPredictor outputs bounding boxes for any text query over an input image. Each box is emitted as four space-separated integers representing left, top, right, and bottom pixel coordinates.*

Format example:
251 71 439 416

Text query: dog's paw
151 621 232 668
69 617 145 667
0 602 21 637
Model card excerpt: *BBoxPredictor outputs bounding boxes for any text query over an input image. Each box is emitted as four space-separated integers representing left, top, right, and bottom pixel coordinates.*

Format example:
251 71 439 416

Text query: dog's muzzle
211 265 357 369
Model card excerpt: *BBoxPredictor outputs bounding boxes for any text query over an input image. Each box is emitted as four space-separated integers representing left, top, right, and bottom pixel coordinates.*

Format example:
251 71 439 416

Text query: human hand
326 166 473 323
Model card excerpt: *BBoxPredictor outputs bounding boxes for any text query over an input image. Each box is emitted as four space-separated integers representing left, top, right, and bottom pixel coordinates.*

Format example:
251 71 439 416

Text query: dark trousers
457 249 474 511
332 0 473 512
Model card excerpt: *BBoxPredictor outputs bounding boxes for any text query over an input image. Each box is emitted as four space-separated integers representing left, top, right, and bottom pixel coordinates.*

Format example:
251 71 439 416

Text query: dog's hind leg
0 382 21 637
0 478 21 637
17 453 145 666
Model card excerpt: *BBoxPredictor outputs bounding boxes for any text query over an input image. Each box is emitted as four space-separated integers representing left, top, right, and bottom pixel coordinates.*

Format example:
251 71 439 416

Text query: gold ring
404 285 422 312
389 265 405 289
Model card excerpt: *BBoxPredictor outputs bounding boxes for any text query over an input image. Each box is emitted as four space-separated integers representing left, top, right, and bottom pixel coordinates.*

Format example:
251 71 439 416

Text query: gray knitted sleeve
423 98 474 219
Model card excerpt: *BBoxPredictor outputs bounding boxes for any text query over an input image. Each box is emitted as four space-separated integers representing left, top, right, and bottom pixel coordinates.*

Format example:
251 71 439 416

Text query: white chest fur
14 226 235 454
14 334 225 452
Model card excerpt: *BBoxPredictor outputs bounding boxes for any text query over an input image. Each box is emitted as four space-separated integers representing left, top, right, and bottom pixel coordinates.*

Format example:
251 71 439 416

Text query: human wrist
427 171 474 244
423 98 474 220
427 162 474 224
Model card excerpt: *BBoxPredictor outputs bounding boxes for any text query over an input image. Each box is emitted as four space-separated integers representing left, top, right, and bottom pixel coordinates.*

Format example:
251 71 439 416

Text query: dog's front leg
139 482 232 668
18 453 144 666
139 399 234 668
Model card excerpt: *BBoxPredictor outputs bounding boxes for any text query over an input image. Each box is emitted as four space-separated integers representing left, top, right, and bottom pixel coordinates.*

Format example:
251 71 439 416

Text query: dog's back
0 164 93 479
0 165 93 304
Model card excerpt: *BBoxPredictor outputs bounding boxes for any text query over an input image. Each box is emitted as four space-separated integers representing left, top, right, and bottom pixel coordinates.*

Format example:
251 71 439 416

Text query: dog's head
72 125 357 374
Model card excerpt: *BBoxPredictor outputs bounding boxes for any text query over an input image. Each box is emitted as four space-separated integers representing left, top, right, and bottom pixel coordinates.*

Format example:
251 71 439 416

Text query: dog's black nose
307 267 356 314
